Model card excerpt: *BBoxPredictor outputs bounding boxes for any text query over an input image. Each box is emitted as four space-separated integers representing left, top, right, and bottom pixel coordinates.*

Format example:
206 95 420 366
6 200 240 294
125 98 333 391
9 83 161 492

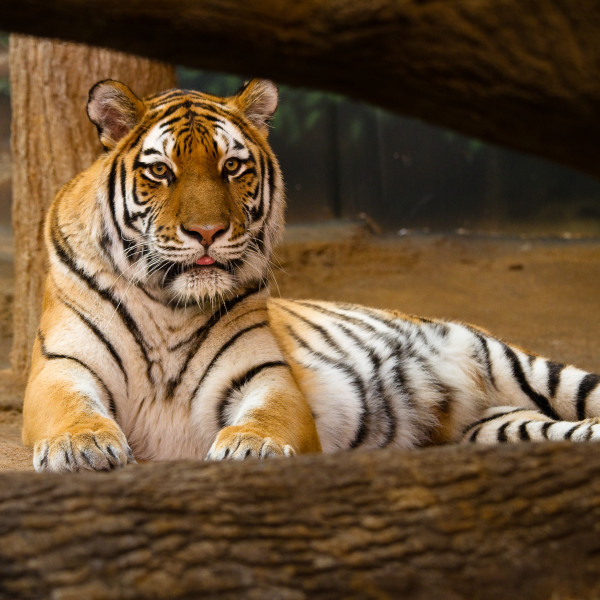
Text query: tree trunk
8 36 176 379
1 443 600 599
2 0 600 179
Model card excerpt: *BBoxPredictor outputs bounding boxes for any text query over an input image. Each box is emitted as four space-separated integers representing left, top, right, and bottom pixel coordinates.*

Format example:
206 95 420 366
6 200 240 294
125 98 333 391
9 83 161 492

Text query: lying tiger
22 78 600 472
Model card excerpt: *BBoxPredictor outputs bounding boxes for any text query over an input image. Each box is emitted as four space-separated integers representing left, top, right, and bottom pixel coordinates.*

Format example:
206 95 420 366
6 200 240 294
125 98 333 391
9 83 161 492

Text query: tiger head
86 79 284 305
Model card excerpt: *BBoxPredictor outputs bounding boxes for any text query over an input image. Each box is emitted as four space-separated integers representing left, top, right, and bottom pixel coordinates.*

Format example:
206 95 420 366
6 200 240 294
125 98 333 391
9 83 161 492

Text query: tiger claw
206 426 296 461
33 426 134 473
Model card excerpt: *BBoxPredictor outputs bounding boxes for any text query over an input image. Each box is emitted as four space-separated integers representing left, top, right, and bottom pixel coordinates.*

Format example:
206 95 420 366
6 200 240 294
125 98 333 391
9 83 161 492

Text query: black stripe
108 157 134 254
121 160 137 232
362 306 422 338
223 239 247 251
296 301 382 339
107 160 119 232
433 322 450 337
58 295 128 385
469 426 481 443
39 448 49 469
392 362 416 412
158 100 191 120
541 421 552 439
39 331 117 419
565 424 580 440
147 90 186 104
461 408 530 439
502 345 560 420
576 373 600 420
472 332 497 389
127 122 152 153
259 155 277 227
107 160 133 256
217 361 289 428
276 304 346 357
158 114 188 130
131 175 143 207
253 153 267 222
518 421 531 441
497 421 510 443
98 224 122 273
189 321 269 408
547 361 564 398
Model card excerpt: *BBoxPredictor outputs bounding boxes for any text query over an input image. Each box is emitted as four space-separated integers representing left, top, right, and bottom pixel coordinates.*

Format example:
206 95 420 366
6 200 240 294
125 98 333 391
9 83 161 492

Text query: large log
2 0 600 179
2 442 600 599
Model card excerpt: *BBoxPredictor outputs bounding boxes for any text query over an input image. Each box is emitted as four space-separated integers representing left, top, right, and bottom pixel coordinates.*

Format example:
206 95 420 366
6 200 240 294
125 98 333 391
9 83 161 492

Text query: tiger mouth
159 258 241 283
177 260 235 274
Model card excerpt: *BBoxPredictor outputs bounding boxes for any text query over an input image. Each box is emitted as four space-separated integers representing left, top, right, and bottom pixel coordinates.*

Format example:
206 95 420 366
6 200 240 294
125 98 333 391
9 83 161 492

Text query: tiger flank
22 79 600 472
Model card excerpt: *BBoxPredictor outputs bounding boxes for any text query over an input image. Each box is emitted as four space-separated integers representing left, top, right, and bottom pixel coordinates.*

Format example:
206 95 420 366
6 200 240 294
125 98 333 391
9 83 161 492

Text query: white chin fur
168 267 237 304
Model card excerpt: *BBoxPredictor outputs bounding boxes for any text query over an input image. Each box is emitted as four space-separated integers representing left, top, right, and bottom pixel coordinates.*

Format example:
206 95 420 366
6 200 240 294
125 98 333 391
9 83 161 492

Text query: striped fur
22 80 600 472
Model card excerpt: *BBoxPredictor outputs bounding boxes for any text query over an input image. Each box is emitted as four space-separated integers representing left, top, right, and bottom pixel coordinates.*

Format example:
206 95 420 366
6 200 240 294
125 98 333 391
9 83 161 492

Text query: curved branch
1 442 600 598
2 0 600 178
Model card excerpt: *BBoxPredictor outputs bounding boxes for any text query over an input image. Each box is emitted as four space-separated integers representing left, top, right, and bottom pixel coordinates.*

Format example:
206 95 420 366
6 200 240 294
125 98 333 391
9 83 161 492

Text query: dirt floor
1 222 600 472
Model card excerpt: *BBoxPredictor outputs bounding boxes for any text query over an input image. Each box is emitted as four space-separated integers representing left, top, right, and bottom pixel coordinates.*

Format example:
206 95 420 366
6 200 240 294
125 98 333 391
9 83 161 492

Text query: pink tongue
196 256 215 266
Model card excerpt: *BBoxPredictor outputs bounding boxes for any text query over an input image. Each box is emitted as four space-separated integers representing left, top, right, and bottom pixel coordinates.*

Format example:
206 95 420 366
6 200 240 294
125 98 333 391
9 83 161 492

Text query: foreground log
2 0 600 179
1 443 600 599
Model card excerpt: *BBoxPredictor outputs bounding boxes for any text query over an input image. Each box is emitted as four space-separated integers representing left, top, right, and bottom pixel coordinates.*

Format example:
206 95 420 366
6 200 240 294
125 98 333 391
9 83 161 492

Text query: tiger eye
224 158 240 174
150 163 169 177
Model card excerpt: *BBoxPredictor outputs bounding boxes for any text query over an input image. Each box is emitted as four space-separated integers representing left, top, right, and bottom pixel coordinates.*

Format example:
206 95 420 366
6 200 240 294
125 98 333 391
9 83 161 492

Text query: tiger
22 78 600 472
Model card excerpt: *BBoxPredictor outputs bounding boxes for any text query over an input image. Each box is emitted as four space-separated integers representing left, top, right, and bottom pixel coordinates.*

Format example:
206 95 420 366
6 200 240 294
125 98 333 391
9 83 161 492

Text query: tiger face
86 79 284 305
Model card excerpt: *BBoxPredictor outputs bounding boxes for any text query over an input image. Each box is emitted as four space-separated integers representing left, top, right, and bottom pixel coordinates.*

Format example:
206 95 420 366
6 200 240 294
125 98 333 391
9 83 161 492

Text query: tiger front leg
206 368 321 460
23 342 134 473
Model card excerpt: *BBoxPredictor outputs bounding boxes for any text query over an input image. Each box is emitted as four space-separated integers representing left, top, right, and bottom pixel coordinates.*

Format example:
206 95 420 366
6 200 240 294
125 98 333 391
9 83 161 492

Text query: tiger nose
182 223 228 246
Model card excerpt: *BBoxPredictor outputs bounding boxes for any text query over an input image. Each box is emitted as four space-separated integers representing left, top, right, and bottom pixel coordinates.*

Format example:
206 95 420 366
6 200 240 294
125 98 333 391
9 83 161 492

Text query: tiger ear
232 79 278 135
87 80 146 150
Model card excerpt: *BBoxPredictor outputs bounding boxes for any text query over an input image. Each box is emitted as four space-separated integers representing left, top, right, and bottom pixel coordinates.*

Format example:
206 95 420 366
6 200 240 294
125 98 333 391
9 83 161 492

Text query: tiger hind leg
460 406 600 444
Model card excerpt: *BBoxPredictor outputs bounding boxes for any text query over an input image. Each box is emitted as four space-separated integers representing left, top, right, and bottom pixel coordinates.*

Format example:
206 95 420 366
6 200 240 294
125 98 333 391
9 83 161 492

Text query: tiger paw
206 426 296 461
33 425 135 473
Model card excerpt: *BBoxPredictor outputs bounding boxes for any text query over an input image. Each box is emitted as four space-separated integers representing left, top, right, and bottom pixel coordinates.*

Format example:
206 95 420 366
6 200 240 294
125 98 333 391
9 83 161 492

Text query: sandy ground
1 223 600 471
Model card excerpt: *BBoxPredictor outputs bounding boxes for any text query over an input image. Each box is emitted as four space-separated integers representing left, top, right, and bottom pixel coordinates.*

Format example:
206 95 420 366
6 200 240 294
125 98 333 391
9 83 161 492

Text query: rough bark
2 0 600 179
1 443 600 599
8 36 176 379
